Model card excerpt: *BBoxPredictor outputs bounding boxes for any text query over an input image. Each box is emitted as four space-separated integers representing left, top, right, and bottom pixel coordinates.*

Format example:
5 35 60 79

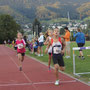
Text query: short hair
64 27 68 30
77 28 81 32
40 32 43 34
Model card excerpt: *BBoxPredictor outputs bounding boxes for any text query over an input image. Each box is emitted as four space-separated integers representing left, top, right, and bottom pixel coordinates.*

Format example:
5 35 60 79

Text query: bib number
18 43 23 49
53 47 61 54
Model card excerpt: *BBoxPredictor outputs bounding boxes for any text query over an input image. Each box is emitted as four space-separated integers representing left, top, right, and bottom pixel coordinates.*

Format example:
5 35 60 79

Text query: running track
0 45 90 90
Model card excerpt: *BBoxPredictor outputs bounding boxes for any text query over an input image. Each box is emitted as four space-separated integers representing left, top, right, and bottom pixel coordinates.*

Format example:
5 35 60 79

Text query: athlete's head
17 32 23 39
53 28 59 36
48 29 53 37
45 29 53 38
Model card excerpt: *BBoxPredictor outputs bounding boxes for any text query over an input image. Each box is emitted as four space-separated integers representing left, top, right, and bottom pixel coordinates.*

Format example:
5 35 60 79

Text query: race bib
18 43 23 49
53 47 61 54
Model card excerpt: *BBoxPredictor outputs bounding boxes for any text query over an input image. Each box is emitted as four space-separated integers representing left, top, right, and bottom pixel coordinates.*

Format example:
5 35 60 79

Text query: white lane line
0 80 77 87
0 83 32 87
5 46 90 86
4 47 38 90
27 56 90 86
33 80 77 85
7 52 32 83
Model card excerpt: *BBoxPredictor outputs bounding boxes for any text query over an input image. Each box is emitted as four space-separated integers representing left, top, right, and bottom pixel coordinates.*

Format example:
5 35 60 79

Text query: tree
32 18 42 37
0 14 22 43
60 28 65 35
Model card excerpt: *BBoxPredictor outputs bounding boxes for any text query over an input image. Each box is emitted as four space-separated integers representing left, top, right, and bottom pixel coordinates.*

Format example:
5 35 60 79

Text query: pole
73 50 76 75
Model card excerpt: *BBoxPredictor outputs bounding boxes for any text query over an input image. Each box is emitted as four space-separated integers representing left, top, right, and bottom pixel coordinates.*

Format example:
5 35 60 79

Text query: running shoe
48 66 51 72
55 80 59 86
38 54 40 57
19 67 22 71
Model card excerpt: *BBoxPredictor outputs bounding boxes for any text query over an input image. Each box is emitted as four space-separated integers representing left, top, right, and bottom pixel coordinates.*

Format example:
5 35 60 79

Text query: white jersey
38 35 44 42
52 41 62 54
48 36 52 53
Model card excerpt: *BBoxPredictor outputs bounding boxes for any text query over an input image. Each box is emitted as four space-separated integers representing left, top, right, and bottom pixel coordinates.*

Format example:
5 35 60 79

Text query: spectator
4 40 6 45
29 41 33 54
73 28 85 60
38 32 44 56
63 27 71 59
33 39 38 55
8 39 11 45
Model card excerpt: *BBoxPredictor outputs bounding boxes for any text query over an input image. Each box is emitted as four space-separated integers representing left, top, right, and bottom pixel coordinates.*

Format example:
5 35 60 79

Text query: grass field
7 41 90 84
25 41 90 84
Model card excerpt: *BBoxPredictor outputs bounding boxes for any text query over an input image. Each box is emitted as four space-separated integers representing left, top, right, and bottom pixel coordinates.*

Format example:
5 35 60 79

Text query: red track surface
0 45 90 90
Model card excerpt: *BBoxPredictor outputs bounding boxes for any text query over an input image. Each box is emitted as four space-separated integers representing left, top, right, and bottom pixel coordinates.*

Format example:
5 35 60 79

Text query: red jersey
16 39 26 53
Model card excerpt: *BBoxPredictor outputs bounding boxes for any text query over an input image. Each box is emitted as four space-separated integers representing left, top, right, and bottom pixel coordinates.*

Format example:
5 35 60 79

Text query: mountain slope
0 0 90 24
77 2 90 19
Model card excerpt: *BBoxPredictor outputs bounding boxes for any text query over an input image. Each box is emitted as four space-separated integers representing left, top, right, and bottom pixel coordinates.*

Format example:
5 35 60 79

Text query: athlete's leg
54 64 59 80
48 54 52 67
18 53 22 71
22 56 24 62
60 66 65 71
54 64 60 85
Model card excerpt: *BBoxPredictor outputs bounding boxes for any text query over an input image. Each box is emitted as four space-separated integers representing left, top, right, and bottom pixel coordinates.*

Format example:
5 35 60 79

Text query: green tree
0 14 22 43
60 28 65 35
32 18 42 37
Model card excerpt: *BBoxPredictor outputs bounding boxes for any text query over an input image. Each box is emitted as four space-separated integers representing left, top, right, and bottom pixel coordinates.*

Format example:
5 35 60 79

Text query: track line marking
27 56 90 86
3 47 38 90
5 46 90 86
0 80 77 87
7 53 32 83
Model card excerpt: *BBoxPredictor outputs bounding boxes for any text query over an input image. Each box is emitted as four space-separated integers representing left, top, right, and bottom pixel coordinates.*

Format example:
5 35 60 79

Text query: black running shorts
18 53 25 56
77 43 85 51
52 54 65 67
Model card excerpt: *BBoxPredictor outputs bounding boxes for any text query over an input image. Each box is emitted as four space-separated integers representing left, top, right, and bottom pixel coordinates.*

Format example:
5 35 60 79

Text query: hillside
0 0 90 24
0 5 29 24
77 2 90 19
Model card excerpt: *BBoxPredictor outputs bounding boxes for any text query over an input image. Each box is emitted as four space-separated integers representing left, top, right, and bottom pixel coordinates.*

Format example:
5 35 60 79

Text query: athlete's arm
61 38 66 54
45 41 51 54
44 37 49 45
22 39 26 48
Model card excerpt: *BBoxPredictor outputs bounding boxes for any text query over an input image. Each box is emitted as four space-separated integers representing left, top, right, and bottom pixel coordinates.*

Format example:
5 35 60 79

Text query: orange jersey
64 31 70 42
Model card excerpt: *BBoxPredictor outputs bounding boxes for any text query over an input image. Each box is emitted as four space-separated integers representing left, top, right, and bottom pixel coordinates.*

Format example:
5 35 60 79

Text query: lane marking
0 80 77 87
5 46 90 86
27 56 90 86
3 47 38 90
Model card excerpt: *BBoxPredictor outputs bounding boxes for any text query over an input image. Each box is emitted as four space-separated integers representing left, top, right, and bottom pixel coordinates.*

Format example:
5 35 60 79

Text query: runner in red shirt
16 32 26 71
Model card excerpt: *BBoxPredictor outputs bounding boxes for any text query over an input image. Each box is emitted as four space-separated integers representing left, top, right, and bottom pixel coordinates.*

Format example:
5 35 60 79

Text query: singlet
48 36 51 41
16 39 26 53
51 37 62 54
